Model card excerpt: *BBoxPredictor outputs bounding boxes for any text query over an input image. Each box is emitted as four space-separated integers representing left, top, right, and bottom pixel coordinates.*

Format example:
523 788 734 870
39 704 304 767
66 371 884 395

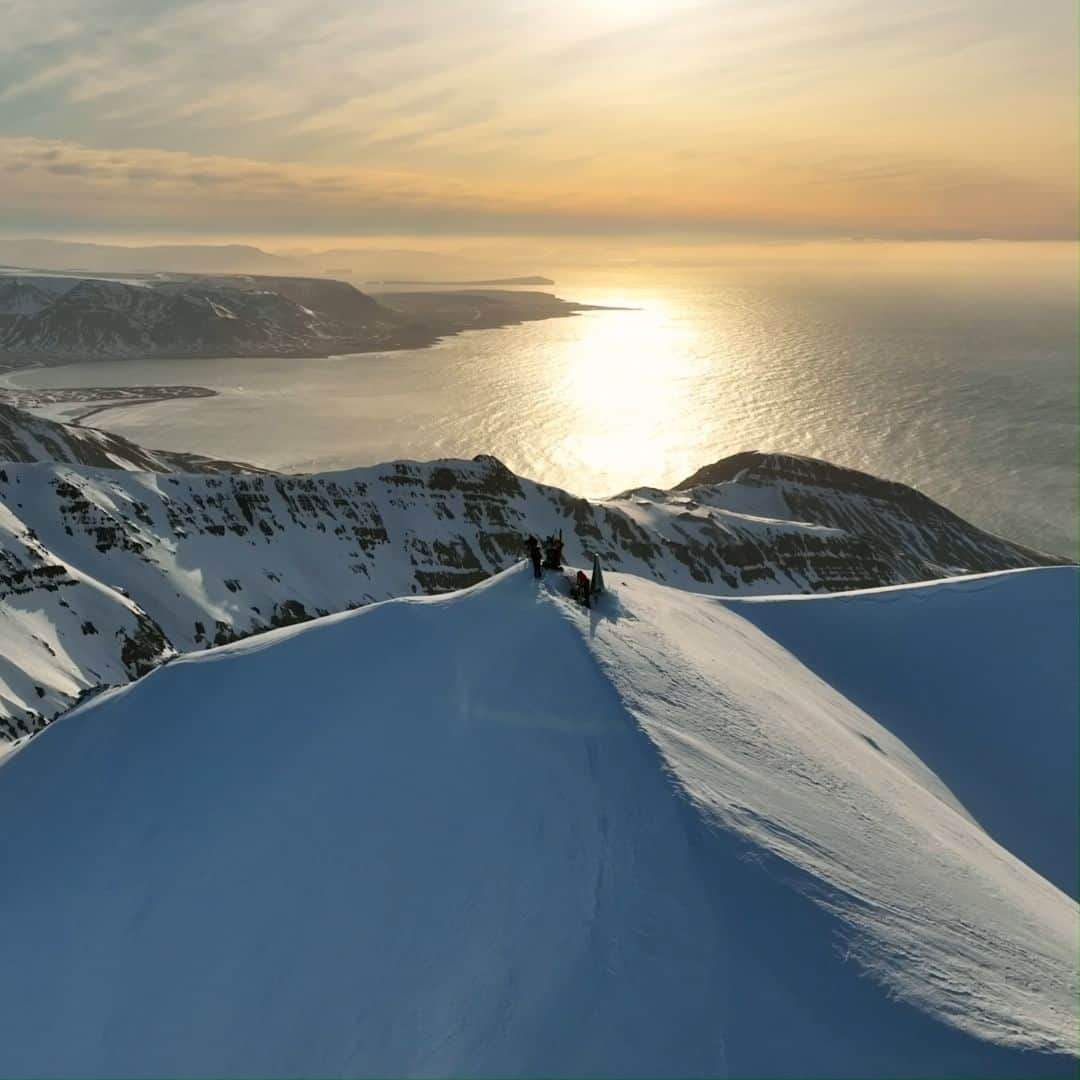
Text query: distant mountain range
368 276 555 286
0 273 599 366
0 402 1065 742
0 238 289 275
0 237 529 281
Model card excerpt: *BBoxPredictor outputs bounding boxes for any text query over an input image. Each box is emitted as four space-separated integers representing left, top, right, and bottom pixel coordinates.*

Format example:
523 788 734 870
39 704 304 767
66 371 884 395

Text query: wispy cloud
2 133 1071 241
0 0 1074 238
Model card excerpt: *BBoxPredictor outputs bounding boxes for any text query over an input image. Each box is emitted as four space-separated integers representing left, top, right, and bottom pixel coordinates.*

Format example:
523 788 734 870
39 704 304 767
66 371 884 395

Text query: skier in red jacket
575 569 592 609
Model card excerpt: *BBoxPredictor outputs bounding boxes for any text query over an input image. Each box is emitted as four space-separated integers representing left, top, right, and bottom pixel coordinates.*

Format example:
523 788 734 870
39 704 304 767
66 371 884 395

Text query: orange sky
1 0 1075 240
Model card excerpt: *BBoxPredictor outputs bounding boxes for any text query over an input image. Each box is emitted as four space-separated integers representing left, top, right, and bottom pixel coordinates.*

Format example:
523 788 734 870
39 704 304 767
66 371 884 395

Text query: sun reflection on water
548 299 714 493
11 249 1073 555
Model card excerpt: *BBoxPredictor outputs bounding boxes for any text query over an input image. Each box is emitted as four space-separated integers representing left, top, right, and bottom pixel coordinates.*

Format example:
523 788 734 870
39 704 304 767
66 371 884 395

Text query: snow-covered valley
0 563 1074 1076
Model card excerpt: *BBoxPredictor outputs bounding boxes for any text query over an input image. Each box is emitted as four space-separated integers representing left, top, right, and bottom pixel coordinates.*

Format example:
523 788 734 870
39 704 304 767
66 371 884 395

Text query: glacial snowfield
0 563 1075 1076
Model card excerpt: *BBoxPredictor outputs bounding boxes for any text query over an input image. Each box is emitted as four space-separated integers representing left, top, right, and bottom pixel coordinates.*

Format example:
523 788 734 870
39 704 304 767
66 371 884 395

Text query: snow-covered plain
0 563 1074 1076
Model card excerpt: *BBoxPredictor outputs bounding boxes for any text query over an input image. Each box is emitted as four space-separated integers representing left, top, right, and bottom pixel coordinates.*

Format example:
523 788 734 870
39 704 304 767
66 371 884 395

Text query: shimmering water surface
9 243 1077 557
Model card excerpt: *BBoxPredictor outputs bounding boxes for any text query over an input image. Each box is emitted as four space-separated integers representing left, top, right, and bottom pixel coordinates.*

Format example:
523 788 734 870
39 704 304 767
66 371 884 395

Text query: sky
0 0 1076 244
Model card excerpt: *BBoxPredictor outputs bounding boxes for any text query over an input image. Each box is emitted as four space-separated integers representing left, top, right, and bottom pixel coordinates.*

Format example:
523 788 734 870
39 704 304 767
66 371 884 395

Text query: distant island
366 276 555 286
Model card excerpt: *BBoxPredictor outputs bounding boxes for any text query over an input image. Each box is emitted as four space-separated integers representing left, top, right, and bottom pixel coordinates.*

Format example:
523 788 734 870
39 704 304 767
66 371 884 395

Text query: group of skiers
524 530 605 609
525 532 563 577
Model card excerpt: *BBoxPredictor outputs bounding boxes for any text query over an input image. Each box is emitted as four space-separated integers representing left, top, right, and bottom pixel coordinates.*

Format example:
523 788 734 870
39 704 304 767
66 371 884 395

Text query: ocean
8 242 1076 558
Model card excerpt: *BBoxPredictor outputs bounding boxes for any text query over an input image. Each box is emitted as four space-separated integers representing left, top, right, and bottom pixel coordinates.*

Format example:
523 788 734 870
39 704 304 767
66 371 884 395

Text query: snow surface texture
726 569 1079 897
0 436 1064 740
0 564 1074 1076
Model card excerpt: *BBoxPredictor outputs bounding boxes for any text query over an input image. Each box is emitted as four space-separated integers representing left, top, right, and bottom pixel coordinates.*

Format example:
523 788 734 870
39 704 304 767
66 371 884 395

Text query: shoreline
67 388 219 426
0 294 627 376
0 384 219 429
0 298 627 431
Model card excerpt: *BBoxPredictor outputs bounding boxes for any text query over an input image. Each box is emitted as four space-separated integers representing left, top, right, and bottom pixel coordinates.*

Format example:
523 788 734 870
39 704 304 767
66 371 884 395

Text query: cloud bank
0 0 1075 239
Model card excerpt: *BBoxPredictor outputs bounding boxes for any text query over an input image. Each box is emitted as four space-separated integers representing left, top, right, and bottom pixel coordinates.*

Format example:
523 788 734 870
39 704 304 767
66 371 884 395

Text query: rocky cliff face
0 407 1066 742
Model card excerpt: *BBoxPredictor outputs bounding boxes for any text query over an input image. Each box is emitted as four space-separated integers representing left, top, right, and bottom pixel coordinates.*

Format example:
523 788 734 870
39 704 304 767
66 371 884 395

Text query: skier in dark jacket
542 530 565 571
526 535 543 578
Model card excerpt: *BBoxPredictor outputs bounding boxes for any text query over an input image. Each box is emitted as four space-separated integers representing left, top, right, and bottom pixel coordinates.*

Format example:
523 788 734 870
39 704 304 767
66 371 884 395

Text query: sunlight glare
551 300 699 491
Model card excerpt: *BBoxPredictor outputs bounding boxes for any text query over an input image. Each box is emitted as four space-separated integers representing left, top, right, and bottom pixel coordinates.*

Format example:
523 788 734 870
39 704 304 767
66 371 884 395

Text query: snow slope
0 495 172 732
0 564 1074 1076
584 567 1078 1053
725 568 1079 897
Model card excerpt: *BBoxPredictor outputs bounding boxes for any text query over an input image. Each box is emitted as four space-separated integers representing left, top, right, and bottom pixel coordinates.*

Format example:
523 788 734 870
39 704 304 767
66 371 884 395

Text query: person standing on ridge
526 535 543 579
542 530 565 571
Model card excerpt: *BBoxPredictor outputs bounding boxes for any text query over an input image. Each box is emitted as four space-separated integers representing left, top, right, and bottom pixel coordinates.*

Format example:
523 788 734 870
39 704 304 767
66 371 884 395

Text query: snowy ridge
0 564 1073 1075
0 440 1065 740
0 495 171 747
670 450 1062 573
583 567 1077 1052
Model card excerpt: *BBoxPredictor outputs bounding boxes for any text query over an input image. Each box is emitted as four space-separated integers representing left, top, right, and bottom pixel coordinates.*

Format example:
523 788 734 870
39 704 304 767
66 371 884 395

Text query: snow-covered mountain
0 274 404 362
0 564 1074 1076
0 405 1066 741
0 274 74 315
0 272 602 364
